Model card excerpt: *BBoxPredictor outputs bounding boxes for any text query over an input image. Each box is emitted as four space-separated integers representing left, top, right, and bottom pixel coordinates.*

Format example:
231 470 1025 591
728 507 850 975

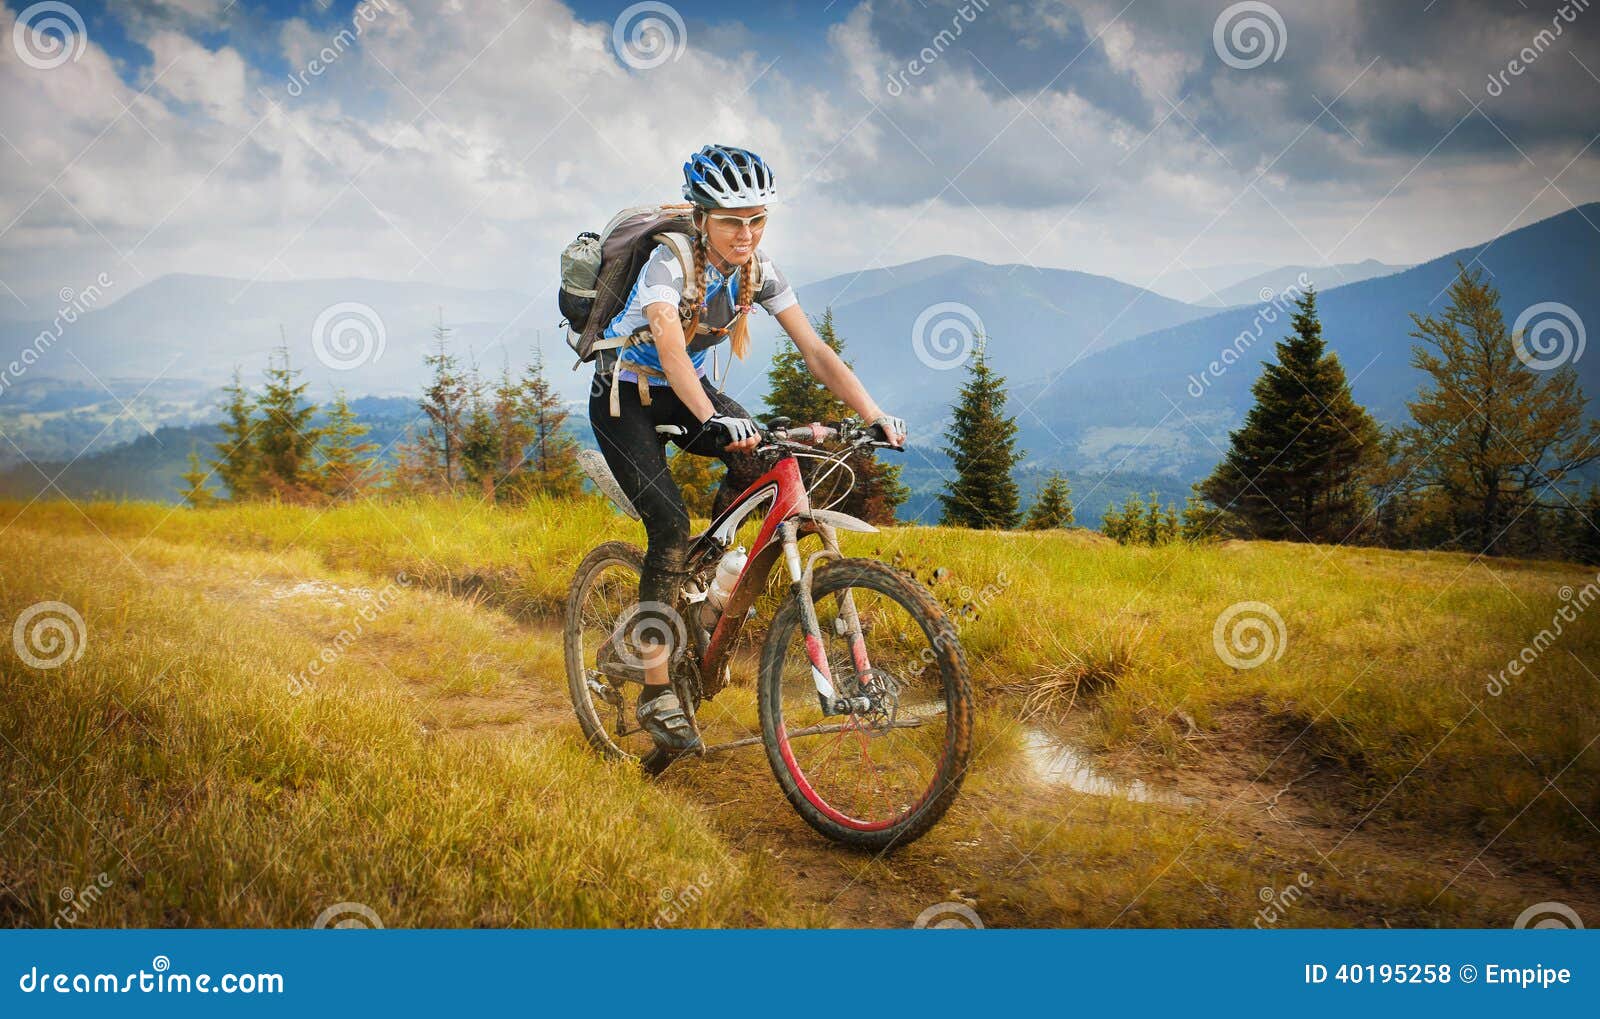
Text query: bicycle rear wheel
563 541 659 762
758 558 973 851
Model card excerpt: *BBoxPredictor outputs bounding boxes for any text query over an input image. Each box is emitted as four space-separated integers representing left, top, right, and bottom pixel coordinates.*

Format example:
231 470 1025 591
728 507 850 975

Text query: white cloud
0 0 1594 322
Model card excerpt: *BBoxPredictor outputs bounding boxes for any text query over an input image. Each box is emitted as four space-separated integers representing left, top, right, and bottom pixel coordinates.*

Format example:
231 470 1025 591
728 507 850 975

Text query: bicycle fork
780 520 874 717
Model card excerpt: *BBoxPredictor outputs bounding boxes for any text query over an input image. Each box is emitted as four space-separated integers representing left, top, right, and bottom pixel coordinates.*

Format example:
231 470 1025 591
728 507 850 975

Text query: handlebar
757 417 901 454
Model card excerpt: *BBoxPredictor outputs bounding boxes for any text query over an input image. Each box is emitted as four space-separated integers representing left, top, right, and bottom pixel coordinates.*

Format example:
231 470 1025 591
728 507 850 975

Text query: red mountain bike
564 417 973 850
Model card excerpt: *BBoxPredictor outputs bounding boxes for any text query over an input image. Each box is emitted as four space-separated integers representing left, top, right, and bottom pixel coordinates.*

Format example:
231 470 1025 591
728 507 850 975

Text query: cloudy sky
1 0 1596 313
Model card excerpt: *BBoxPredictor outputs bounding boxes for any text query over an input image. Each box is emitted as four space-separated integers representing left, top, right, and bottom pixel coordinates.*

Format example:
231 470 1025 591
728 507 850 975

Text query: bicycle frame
692 449 877 715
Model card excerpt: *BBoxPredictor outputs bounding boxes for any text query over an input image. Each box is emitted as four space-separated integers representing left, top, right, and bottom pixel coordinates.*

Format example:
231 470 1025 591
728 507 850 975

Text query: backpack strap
606 235 760 405
659 230 696 285
658 231 699 333
610 323 668 417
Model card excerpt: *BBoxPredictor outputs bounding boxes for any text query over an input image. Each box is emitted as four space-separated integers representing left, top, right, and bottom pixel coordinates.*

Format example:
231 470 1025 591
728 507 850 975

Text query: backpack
559 203 698 366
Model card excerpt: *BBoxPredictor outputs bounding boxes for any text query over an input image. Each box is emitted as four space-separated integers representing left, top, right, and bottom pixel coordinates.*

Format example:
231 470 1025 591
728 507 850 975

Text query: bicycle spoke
567 550 658 762
770 573 960 831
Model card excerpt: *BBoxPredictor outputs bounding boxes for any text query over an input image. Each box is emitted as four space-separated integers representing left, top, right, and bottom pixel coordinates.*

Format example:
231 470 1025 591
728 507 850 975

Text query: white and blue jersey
602 242 797 385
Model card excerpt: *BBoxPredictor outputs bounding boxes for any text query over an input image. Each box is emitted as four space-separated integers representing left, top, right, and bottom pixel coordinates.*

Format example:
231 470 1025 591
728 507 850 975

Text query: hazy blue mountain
0 377 220 467
10 208 1594 523
1145 261 1274 305
763 256 1218 428
3 399 427 505
1209 259 1409 307
1014 203 1600 482
5 256 1217 429
4 273 547 401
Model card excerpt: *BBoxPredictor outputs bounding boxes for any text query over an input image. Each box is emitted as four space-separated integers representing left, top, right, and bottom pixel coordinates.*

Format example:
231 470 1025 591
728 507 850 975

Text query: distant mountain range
778 255 1220 427
1206 259 1409 307
4 274 546 401
1147 261 1274 305
3 204 1596 517
1012 203 1600 485
1150 259 1408 307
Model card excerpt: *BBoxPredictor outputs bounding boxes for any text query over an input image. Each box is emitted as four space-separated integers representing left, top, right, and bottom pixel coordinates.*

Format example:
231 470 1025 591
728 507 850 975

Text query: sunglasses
702 211 770 230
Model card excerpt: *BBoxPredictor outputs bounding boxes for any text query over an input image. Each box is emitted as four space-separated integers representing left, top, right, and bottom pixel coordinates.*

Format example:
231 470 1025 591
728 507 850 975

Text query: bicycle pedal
585 674 622 706
640 746 681 777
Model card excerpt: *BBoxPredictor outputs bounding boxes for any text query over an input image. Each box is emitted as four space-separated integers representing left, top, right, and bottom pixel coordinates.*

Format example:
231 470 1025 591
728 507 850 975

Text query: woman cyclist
589 143 907 757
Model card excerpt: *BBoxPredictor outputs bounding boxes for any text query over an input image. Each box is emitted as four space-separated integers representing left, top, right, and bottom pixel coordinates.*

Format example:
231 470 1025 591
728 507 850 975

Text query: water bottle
700 546 747 627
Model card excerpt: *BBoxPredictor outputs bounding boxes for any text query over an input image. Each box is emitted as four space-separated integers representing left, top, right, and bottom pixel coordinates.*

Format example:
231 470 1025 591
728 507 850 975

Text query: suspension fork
781 519 873 716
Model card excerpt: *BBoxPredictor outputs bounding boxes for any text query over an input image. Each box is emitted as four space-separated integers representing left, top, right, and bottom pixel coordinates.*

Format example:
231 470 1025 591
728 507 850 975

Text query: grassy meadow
2 494 1596 927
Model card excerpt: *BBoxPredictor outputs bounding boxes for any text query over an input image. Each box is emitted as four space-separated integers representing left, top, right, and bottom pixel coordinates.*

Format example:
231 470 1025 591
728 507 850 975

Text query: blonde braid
728 248 760 362
680 227 708 331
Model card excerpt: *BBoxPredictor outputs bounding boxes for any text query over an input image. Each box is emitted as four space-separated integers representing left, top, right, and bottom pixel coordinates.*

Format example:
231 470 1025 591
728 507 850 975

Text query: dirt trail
175 550 1595 929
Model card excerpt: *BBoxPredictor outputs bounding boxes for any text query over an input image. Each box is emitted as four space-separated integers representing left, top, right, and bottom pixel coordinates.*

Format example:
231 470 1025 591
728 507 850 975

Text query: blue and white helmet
682 144 777 208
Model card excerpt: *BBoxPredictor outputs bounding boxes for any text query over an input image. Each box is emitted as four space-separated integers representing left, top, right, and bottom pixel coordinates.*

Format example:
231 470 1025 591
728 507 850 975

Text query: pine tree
519 346 583 499
1102 490 1180 545
1199 288 1382 543
486 359 536 502
938 340 1023 529
766 307 848 423
1102 499 1131 543
211 366 258 501
417 311 468 492
179 445 217 508
1180 483 1229 541
387 426 438 497
317 389 379 501
254 342 323 502
1398 265 1600 556
459 360 499 500
1023 471 1074 529
764 307 907 523
1568 486 1600 565
1104 492 1147 544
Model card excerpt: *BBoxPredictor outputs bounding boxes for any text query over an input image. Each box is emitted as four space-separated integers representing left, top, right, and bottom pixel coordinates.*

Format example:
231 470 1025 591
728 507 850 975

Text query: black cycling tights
588 372 765 653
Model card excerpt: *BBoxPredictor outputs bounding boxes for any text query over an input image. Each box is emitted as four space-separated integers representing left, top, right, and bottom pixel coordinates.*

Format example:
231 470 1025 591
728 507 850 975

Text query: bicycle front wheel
758 558 973 851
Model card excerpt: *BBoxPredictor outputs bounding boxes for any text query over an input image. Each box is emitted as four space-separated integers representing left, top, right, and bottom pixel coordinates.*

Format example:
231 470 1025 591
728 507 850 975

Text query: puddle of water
254 579 374 608
1023 728 1195 806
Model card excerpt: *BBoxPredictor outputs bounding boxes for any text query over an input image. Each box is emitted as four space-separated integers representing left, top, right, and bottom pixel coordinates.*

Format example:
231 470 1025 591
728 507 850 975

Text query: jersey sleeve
755 252 798 315
636 242 686 309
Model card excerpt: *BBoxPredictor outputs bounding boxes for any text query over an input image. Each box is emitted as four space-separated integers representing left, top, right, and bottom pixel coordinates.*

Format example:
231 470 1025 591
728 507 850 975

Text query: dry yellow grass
3 495 1595 926
0 523 798 928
